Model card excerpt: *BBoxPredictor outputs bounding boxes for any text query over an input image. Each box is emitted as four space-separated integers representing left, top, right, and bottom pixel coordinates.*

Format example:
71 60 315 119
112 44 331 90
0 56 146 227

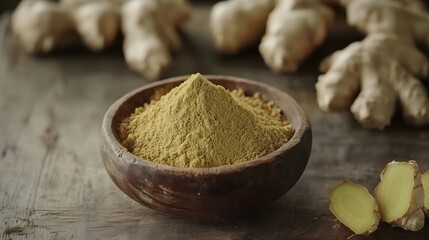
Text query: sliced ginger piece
422 171 429 216
374 160 425 231
330 180 380 236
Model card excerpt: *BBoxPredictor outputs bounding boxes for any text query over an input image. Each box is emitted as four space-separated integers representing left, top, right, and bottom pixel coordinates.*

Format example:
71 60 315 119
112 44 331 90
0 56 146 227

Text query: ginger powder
119 73 294 168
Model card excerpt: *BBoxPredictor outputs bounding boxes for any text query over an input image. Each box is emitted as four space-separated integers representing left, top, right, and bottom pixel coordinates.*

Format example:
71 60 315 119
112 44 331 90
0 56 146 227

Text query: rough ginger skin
11 0 77 54
345 0 429 45
12 0 121 53
317 34 429 129
259 0 334 73
210 0 276 54
316 0 429 129
11 0 190 80
122 0 190 80
340 0 427 13
210 0 335 72
72 1 120 51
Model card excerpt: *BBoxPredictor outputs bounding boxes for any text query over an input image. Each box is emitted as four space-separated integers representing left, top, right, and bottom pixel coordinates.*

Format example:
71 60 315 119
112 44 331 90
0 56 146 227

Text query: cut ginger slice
330 180 380 235
374 160 425 231
422 171 429 216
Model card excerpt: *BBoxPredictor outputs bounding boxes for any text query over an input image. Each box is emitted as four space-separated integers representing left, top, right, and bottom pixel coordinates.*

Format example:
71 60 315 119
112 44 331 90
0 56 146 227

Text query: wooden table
1 2 429 240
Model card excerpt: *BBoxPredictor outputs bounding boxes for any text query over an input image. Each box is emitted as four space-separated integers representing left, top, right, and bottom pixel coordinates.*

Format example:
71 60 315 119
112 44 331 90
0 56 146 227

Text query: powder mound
119 73 294 168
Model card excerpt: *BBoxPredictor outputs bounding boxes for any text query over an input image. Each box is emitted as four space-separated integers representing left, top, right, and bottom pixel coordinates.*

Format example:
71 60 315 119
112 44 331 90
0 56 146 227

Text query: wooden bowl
100 75 312 219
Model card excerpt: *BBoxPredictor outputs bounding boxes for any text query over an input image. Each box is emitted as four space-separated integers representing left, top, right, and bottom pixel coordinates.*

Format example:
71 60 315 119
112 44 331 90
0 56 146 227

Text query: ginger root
122 0 190 80
259 0 334 73
11 0 78 54
11 0 190 80
210 0 276 54
375 160 425 231
329 180 380 236
210 0 334 72
345 0 429 41
72 1 121 52
316 33 429 129
12 0 121 53
422 171 429 216
316 0 429 129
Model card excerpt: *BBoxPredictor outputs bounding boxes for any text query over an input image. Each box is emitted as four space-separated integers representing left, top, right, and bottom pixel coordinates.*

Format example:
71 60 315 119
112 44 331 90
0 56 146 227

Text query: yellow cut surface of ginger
330 180 380 236
375 160 425 231
330 160 427 235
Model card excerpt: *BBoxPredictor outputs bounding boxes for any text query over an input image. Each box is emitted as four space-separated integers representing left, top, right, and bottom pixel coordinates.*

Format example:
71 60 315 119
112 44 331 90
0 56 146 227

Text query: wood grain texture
1 2 429 240
101 75 311 219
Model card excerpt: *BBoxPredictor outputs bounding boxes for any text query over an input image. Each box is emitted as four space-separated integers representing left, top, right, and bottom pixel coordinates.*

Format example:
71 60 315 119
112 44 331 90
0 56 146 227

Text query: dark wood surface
1 2 429 240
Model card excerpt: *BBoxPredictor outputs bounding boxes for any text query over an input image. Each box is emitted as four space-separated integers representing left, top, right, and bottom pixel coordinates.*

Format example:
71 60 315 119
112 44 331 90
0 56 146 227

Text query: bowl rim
101 74 311 175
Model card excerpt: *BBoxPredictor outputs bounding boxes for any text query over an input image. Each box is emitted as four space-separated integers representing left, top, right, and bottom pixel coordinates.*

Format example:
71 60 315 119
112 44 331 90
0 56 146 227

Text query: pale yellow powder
119 73 294 168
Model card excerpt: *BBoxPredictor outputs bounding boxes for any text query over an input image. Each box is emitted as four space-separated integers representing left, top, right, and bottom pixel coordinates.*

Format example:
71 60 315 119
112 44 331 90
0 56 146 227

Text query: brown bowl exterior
100 75 312 219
